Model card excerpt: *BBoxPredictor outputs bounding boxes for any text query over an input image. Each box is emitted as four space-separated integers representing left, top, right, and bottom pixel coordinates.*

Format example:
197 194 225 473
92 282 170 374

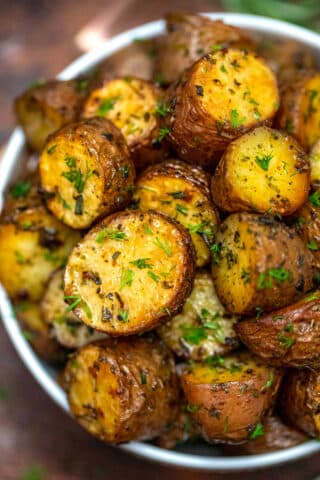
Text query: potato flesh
298 75 320 149
310 139 320 189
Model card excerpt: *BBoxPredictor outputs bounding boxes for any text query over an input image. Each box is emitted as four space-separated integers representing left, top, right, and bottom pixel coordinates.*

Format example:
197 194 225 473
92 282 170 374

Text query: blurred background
1 1 320 479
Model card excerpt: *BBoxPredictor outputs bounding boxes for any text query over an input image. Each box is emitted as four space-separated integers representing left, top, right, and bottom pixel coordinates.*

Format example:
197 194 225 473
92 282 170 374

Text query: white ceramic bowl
1 12 320 472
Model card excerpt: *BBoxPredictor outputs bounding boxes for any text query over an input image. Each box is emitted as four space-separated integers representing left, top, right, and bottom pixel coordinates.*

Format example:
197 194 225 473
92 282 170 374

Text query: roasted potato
64 336 179 443
155 13 255 84
276 71 320 151
132 160 218 266
155 403 200 449
15 79 89 151
158 272 239 360
180 352 282 444
211 213 315 315
0 206 80 301
162 48 279 168
41 269 105 349
294 198 320 264
235 291 320 367
1 175 43 223
82 77 167 169
64 210 196 335
211 126 310 216
309 139 320 189
39 117 135 229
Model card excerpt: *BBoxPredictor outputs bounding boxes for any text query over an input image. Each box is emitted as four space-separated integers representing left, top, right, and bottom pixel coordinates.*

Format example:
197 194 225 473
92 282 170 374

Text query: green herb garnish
96 229 128 243
10 180 31 198
250 423 264 439
230 109 246 128
255 153 273 171
97 96 121 115
120 269 134 290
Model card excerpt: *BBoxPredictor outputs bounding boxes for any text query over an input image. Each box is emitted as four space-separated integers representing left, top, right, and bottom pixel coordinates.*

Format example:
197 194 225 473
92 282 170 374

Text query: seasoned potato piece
236 291 320 367
280 368 320 437
15 79 89 151
155 403 200 449
133 160 218 266
82 77 166 169
294 198 320 263
14 301 65 363
310 139 320 189
64 336 179 443
39 117 135 229
277 71 320 150
211 127 309 216
1 175 42 223
41 270 105 349
64 210 195 335
212 213 315 315
163 49 279 168
155 13 255 84
158 272 239 360
0 206 80 301
181 352 282 444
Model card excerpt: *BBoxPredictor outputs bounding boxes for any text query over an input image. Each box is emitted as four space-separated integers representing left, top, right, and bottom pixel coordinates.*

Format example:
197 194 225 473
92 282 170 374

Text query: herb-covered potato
132 159 219 266
211 127 310 216
64 336 179 443
64 210 196 335
158 272 239 360
235 291 320 367
0 206 80 301
155 403 200 449
41 269 105 349
180 352 282 444
82 77 167 169
212 213 315 315
294 196 320 263
309 139 320 189
162 49 279 168
1 176 42 223
39 117 135 229
15 79 90 151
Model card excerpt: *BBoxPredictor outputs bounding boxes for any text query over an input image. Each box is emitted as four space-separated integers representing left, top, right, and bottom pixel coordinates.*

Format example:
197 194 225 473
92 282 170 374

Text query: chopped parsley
257 268 292 289
309 189 320 207
175 204 188 216
186 404 200 413
140 370 147 385
155 100 170 117
210 44 223 52
143 224 153 235
205 354 225 368
47 144 57 155
97 96 121 116
96 229 128 243
118 309 129 322
168 191 187 199
10 180 31 198
261 371 274 392
307 239 319 251
147 270 160 282
61 158 93 194
211 243 221 264
120 269 134 290
154 236 172 257
241 269 251 284
305 293 319 302
278 332 295 349
255 153 273 171
156 127 170 142
250 423 264 439
230 109 246 128
130 258 153 269
181 325 207 345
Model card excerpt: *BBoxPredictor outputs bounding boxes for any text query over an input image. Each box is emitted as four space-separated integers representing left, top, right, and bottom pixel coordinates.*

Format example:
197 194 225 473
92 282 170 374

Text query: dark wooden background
2 1 320 478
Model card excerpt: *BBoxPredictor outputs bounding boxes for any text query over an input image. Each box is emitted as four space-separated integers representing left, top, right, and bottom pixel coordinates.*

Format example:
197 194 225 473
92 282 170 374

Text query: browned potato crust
211 127 310 216
39 117 135 229
236 291 320 367
163 49 279 168
15 79 89 151
294 199 320 264
64 210 196 335
133 159 218 266
64 336 179 443
181 352 282 444
1 175 43 223
155 13 255 84
212 213 315 315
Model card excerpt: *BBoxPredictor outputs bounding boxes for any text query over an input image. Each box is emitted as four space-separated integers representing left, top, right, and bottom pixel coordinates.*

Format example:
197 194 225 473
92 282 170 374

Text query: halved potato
294 198 320 263
39 117 135 229
211 126 309 216
133 160 219 266
64 210 196 335
212 213 315 315
0 206 80 301
64 336 179 443
41 269 105 349
236 291 320 367
181 352 282 444
158 272 239 360
163 49 279 168
310 139 320 189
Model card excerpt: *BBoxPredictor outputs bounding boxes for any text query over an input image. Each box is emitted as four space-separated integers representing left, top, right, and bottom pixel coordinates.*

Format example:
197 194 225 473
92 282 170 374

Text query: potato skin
294 200 320 264
181 353 282 444
236 291 320 367
212 213 315 315
15 79 88 151
310 139 320 189
155 404 200 449
64 336 179 443
211 127 310 216
39 117 135 229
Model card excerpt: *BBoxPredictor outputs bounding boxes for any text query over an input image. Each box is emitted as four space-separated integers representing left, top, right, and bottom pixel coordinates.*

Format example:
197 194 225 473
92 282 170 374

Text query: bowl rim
1 11 320 472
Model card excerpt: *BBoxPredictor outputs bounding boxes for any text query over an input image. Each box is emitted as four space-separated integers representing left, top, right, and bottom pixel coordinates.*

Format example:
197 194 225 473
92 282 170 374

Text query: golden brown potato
280 368 320 437
155 403 200 449
309 139 320 189
41 269 105 349
64 336 179 443
1 175 42 223
294 198 320 264
212 213 315 315
163 49 279 168
15 79 89 151
158 272 239 360
0 206 80 301
155 13 255 84
180 352 282 444
132 159 218 266
39 117 135 229
211 127 310 216
235 291 320 367
276 71 320 151
82 77 167 169
64 210 196 335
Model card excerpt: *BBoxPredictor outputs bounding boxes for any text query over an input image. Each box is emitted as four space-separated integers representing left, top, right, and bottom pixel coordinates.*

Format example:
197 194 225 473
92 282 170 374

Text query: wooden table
1 1 320 478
